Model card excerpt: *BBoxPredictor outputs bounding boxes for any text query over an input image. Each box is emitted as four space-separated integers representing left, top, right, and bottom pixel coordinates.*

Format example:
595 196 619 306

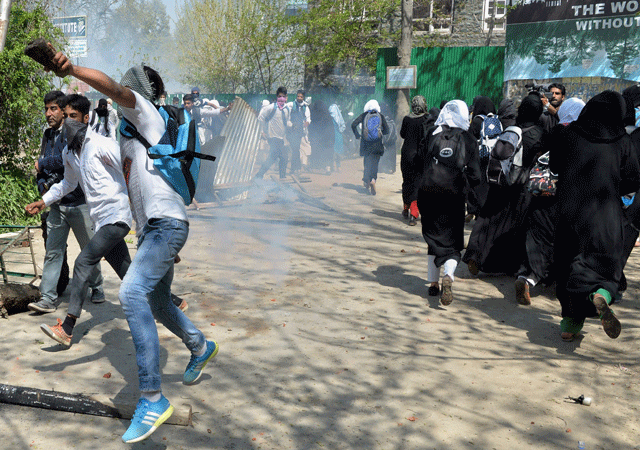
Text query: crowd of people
22 38 640 443
399 84 640 344
26 49 219 444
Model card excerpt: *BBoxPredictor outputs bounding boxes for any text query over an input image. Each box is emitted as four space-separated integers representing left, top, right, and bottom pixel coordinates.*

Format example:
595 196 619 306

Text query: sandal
561 332 578 342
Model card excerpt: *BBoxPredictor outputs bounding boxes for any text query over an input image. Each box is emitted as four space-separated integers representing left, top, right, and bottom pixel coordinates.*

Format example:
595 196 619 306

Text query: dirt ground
1 155 640 450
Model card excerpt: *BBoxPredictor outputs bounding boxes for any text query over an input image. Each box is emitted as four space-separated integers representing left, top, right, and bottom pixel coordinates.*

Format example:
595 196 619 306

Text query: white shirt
258 103 292 140
287 100 311 125
120 90 188 236
42 128 132 232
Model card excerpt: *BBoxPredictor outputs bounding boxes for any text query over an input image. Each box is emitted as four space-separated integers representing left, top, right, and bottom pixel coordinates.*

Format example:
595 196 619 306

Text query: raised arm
49 44 136 108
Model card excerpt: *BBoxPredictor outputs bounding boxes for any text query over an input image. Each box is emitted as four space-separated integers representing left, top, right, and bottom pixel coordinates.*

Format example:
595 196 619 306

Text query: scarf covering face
120 65 154 102
573 90 627 142
409 95 428 117
433 100 470 133
118 65 155 118
363 99 381 113
63 119 88 154
276 97 286 110
557 97 586 125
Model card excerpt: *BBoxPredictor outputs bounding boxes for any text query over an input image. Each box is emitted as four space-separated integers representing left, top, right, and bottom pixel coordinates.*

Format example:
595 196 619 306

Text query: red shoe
41 318 72 347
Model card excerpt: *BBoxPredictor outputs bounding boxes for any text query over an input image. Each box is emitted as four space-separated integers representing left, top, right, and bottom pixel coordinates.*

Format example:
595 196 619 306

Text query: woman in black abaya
400 95 433 225
550 90 640 341
463 94 544 275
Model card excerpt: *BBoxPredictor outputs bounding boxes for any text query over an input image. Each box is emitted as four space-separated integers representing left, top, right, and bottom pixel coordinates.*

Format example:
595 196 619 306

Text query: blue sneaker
183 340 218 385
121 395 174 443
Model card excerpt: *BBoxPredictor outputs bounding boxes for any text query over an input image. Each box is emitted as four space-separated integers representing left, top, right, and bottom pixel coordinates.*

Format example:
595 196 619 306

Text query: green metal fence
376 46 506 110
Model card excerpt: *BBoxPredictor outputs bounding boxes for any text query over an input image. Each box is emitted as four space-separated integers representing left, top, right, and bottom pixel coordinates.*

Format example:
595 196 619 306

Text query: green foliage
0 166 40 226
175 0 299 94
101 0 172 77
0 0 62 173
285 0 400 89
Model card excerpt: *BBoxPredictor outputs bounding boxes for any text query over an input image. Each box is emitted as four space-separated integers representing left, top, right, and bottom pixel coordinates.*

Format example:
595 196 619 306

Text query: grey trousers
67 222 131 318
40 203 103 304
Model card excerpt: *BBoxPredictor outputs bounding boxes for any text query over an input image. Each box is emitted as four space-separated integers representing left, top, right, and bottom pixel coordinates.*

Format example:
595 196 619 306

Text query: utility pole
396 0 412 140
0 0 12 52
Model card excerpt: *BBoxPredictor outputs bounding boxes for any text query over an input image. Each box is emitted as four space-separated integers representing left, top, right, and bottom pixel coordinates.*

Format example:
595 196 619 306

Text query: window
413 0 452 34
482 0 507 32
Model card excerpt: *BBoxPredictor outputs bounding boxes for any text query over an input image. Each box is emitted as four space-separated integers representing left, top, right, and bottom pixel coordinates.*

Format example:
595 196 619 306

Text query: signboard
285 0 308 16
53 16 88 58
505 0 640 81
386 65 417 89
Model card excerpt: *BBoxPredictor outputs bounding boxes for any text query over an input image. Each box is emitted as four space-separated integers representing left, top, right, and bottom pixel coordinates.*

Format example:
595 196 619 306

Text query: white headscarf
363 99 381 113
433 100 470 134
557 97 586 125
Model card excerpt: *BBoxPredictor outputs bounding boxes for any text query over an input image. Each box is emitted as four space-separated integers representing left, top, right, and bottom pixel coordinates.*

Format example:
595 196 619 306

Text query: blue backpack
120 105 216 205
362 110 383 142
478 113 502 160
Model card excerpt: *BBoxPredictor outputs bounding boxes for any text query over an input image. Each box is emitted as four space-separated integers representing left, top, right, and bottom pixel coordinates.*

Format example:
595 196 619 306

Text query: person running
550 90 640 342
46 45 218 443
416 100 482 304
400 95 433 226
26 94 133 346
351 99 389 195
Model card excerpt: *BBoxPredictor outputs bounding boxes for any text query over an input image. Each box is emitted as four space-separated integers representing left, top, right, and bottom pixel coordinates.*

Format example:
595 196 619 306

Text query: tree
285 0 400 92
97 0 172 79
174 0 301 94
0 0 62 223
0 0 62 171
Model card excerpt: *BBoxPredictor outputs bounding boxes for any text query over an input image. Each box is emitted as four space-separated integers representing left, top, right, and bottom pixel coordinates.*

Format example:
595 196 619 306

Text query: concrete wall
449 0 505 47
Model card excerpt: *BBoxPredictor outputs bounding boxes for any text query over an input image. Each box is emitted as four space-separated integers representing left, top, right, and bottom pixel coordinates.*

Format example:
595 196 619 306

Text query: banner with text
53 16 88 58
505 0 640 81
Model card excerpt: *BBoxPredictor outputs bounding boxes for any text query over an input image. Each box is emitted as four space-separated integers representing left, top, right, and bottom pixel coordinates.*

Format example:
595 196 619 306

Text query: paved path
2 157 639 449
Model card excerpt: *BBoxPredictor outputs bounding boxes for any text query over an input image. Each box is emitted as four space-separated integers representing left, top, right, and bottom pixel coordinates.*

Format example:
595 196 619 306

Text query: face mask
297 99 304 104
63 119 88 153
277 97 286 109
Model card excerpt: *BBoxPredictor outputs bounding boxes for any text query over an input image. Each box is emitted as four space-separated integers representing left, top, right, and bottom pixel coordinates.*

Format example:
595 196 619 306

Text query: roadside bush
0 166 40 225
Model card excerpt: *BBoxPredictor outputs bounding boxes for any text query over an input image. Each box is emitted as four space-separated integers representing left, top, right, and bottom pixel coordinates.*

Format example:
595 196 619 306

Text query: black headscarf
516 93 543 126
572 90 626 143
498 98 517 128
471 96 496 117
621 85 640 127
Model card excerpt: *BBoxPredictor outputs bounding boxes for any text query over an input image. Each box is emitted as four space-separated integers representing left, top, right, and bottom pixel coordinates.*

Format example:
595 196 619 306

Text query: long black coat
400 114 432 205
549 91 640 320
417 125 483 266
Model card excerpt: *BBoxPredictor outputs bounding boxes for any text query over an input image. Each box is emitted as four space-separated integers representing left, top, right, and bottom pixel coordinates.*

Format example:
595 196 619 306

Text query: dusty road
1 157 639 450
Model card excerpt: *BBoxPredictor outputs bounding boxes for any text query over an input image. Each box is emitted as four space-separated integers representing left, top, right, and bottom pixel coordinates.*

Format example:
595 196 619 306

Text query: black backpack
486 125 530 187
422 127 466 194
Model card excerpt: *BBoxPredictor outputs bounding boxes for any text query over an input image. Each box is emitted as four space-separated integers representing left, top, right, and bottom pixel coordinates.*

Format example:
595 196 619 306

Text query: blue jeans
119 218 206 392
40 203 103 304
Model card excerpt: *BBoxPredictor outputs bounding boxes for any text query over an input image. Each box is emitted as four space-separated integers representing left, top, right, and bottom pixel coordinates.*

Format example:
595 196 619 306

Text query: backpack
119 105 216 206
478 113 502 160
486 126 528 187
264 103 289 129
422 127 466 194
382 118 396 147
527 151 558 196
362 110 383 142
